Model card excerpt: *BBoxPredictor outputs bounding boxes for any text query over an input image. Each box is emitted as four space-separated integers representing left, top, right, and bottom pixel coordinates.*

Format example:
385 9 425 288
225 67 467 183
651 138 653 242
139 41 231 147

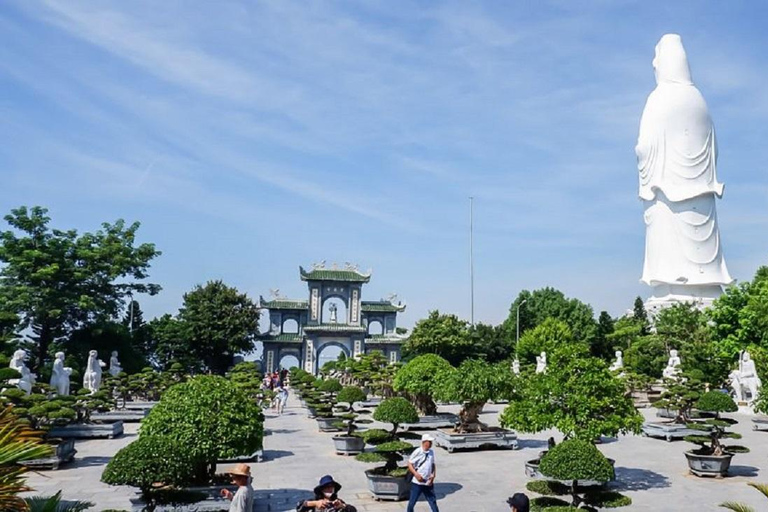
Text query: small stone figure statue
609 350 624 372
109 351 123 377
662 349 682 380
511 359 520 375
730 351 762 404
329 303 338 324
9 349 35 395
83 350 103 394
535 352 547 374
50 352 72 396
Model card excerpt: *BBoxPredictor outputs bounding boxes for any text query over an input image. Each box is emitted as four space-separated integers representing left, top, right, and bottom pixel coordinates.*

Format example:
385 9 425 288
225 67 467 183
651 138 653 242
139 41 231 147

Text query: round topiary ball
539 439 614 484
318 378 343 394
337 386 367 405
373 397 418 429
696 391 738 414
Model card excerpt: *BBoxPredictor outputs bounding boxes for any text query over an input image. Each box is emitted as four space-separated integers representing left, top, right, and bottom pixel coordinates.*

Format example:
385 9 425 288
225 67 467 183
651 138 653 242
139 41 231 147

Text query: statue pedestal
645 284 725 313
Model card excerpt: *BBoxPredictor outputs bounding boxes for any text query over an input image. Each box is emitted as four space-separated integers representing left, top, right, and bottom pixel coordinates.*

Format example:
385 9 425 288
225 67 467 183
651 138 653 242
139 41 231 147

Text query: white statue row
7 349 123 396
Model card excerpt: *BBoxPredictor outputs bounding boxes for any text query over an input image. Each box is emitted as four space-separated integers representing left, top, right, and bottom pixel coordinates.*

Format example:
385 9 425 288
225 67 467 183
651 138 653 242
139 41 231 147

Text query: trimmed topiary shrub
372 397 418 435
393 354 452 416
140 375 264 482
102 435 206 512
696 391 738 417
318 378 343 394
539 439 614 508
685 392 746 458
334 386 369 436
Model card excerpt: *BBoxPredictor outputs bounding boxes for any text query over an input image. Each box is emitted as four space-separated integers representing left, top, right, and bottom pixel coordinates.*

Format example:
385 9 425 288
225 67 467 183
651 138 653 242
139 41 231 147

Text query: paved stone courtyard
25 394 768 511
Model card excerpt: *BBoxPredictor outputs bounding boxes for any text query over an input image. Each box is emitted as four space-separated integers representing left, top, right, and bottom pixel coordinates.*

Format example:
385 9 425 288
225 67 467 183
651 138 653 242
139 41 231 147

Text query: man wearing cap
221 463 254 512
507 493 530 512
406 434 439 512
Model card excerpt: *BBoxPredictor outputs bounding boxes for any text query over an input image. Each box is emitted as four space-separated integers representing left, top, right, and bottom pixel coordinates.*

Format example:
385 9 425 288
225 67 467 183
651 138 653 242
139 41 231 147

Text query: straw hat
227 463 251 477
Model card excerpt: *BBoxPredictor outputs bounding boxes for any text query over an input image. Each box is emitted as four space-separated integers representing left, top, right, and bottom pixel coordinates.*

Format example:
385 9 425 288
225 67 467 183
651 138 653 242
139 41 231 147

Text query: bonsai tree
685 391 747 458
754 389 768 416
654 371 706 423
2 387 77 431
501 347 643 441
371 397 418 436
393 354 452 416
140 375 264 483
102 435 206 512
227 362 263 400
355 397 417 477
720 482 768 511
434 359 515 433
334 386 369 437
538 439 615 509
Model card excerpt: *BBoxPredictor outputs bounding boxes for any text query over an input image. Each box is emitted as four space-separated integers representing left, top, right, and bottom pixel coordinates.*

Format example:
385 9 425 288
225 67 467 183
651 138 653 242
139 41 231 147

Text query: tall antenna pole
469 196 475 326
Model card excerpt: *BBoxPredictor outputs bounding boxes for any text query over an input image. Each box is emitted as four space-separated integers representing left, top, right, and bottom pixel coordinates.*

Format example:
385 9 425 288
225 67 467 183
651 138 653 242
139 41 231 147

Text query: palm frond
25 490 94 512
747 482 768 500
719 502 755 512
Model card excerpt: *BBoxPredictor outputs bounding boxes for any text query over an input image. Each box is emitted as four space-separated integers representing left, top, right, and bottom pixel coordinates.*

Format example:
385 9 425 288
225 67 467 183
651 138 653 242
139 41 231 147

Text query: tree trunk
457 401 488 433
414 393 437 416
570 480 581 508
34 322 53 371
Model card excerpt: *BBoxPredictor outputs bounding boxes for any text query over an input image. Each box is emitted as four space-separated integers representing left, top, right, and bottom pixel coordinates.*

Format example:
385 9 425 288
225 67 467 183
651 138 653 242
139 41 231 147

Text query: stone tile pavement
23 392 768 511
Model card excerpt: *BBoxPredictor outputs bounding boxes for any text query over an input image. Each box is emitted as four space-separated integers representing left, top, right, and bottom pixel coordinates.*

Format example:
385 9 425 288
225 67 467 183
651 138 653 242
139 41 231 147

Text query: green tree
146 314 198 372
0 206 160 369
632 296 649 335
502 287 597 346
392 354 452 416
402 311 475 366
65 321 147 374
178 281 259 374
623 335 667 379
469 323 512 363
515 318 577 365
592 311 615 360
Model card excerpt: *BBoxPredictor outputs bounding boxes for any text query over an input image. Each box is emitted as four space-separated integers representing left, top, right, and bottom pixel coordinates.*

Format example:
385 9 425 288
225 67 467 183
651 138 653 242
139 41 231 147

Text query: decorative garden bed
641 421 711 442
433 427 517 453
92 409 149 423
49 421 124 439
19 438 76 471
401 413 458 431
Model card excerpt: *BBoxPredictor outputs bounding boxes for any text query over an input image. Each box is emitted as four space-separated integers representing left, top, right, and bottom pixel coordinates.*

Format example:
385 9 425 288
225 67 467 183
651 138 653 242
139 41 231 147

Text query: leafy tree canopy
402 311 475 366
515 318 578 365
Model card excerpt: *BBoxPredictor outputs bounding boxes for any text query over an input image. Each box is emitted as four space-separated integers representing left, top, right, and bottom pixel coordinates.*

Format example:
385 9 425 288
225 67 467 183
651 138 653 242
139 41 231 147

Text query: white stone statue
535 352 547 374
512 359 520 375
8 349 35 395
609 350 624 372
636 34 732 310
83 350 103 394
662 349 682 380
329 303 338 323
730 351 762 404
50 352 72 396
109 351 123 377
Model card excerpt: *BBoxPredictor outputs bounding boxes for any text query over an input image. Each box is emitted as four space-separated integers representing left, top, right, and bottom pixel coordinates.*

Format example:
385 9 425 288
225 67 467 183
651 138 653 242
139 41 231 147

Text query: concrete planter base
19 439 76 470
433 428 518 453
752 416 768 431
92 409 149 423
364 469 411 501
641 422 710 442
316 417 342 433
525 457 615 486
685 451 734 477
123 401 158 411
49 421 124 439
332 435 365 455
219 449 263 463
130 484 237 511
401 413 459 431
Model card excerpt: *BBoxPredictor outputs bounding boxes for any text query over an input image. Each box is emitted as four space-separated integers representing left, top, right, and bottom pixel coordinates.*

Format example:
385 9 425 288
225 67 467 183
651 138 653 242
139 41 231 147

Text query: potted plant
315 378 343 432
642 372 711 441
331 385 369 455
528 439 631 510
752 390 768 431
432 359 517 451
392 354 457 430
355 397 418 501
684 391 747 477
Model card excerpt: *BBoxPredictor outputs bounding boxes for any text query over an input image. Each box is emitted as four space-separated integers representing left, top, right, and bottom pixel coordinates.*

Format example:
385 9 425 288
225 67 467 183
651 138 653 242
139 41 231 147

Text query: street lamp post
516 299 527 347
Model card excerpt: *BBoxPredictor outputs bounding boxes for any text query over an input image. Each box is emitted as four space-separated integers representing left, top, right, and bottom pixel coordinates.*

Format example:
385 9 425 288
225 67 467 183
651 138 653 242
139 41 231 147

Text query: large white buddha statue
636 34 732 310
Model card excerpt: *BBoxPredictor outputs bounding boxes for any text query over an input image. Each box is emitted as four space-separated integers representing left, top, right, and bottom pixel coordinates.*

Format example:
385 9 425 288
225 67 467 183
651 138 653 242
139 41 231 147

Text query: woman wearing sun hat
221 463 254 512
296 475 356 511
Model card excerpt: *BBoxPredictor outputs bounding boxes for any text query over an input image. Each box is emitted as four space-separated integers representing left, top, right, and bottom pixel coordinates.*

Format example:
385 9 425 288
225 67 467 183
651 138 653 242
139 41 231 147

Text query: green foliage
354 452 387 463
318 378 342 394
227 362 263 402
403 311 475 366
468 322 513 363
632 296 649 334
525 481 631 509
358 428 393 445
719 482 768 512
0 206 160 369
337 386 366 405
66 322 147 375
503 287 598 348
530 497 572 511
696 391 738 414
585 490 632 508
515 318 579 364
623 334 667 379
592 311 616 360
754 390 768 415
102 435 205 511
140 376 264 482
24 490 93 512
526 480 570 496
146 315 198 372
393 354 452 415
177 281 260 374
539 439 614 483
500 347 642 440
372 397 418 434
654 372 705 423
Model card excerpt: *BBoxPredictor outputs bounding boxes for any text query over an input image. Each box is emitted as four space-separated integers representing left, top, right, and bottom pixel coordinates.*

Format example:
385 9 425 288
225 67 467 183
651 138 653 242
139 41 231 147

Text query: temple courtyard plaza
26 396 768 511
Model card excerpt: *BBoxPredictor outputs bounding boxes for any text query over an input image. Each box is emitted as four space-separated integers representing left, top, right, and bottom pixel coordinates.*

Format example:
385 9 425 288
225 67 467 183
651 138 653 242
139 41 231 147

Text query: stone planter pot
306 406 318 418
752 416 768 431
219 449 263 463
49 421 124 439
364 469 411 501
129 484 236 511
316 417 342 432
123 401 158 411
92 409 149 423
685 451 734 477
525 457 615 486
401 413 459 431
433 428 518 453
19 438 76 470
641 421 712 442
332 435 365 455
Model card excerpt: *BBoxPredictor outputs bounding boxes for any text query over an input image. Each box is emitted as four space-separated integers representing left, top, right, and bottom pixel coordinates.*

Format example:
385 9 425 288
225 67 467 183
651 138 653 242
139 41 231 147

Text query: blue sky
1 1 767 329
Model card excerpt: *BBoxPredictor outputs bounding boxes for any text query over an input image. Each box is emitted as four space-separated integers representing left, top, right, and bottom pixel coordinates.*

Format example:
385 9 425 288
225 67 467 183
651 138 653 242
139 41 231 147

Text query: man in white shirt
221 463 254 512
406 434 439 512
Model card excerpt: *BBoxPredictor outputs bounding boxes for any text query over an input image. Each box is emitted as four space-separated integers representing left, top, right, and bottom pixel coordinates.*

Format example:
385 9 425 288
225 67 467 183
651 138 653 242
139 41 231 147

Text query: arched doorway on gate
279 353 300 370
316 342 349 372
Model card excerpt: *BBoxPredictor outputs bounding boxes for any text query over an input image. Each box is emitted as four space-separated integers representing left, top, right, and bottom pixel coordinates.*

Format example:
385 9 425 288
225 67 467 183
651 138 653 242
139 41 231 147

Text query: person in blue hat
296 475 356 511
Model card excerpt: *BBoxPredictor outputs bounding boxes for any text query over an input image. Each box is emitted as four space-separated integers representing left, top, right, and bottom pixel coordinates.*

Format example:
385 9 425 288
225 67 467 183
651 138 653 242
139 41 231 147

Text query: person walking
276 385 289 415
507 493 529 512
406 434 439 512
220 463 254 512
